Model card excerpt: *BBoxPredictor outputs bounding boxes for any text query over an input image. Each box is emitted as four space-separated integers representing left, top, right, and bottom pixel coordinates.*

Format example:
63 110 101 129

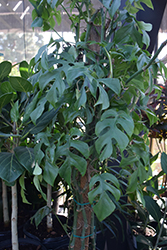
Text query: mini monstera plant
22 0 167 249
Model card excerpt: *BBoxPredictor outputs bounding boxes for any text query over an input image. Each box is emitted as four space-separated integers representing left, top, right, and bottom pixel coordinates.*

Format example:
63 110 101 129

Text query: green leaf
33 162 42 175
31 17 43 27
59 158 72 186
93 192 116 222
54 10 61 25
22 108 59 138
0 81 15 94
69 127 82 137
70 140 89 159
95 109 134 161
0 93 13 110
35 44 48 63
98 78 121 95
67 65 89 86
136 235 153 248
95 85 109 110
144 196 162 222
0 61 12 81
146 186 160 198
88 173 120 221
0 152 24 183
126 170 139 193
43 160 59 186
19 61 29 79
143 0 153 9
14 147 35 174
137 53 150 70
161 152 167 174
19 174 31 204
109 0 121 18
57 144 87 185
23 93 39 123
46 74 66 106
9 76 33 92
114 23 133 44
10 100 19 123
33 175 46 200
102 0 112 9
138 21 152 32
31 205 51 228
142 30 150 49
30 98 47 124
39 69 57 90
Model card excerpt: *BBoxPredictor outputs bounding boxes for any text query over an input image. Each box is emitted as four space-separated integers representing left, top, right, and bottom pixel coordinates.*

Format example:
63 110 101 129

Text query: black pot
23 214 70 249
0 228 11 242
0 238 47 250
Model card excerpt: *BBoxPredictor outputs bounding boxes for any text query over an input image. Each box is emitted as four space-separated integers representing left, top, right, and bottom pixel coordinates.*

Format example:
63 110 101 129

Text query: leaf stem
153 204 167 250
126 39 167 84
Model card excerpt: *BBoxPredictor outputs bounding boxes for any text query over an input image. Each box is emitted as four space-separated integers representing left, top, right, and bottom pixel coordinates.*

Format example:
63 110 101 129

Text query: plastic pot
0 238 47 250
0 228 11 242
23 214 70 249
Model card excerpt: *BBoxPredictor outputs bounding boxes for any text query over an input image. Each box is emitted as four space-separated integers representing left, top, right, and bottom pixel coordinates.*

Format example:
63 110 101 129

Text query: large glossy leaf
19 61 29 79
22 108 59 138
109 0 121 18
0 61 12 81
95 109 134 161
161 152 167 174
102 0 112 8
46 75 66 106
30 98 47 124
14 146 35 174
0 81 15 94
43 160 59 186
60 152 87 182
95 85 109 110
23 93 39 123
98 78 121 95
88 173 120 221
114 23 134 44
56 143 87 185
144 196 162 222
0 152 24 183
31 17 43 27
0 93 13 110
39 69 57 90
31 205 51 227
10 100 19 123
70 140 89 159
9 76 33 92
66 64 90 86
136 235 153 248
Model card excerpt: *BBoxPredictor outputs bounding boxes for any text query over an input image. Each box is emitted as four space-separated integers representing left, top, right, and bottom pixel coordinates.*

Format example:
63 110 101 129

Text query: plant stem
2 180 9 227
47 183 52 232
11 182 18 250
126 39 167 85
91 208 95 250
153 204 167 250
11 122 19 250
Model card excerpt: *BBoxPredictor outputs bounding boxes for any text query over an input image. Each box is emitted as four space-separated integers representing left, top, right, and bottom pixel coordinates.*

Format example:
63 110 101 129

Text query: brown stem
2 180 9 227
73 165 92 250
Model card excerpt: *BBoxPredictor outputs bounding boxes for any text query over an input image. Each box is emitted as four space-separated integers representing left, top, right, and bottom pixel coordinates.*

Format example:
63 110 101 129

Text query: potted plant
25 0 167 249
2 0 167 249
0 60 41 250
